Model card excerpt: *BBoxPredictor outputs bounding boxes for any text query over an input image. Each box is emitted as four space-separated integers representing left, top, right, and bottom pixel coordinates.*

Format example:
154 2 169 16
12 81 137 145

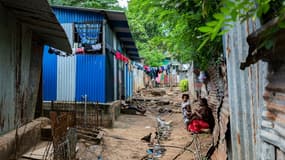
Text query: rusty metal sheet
50 111 77 160
261 65 285 152
0 0 71 53
207 66 224 146
0 0 71 135
223 18 277 160
211 62 230 160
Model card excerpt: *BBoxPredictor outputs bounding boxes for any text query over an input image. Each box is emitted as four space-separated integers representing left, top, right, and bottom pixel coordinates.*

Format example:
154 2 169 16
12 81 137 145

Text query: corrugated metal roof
0 0 71 53
52 5 140 60
52 7 104 23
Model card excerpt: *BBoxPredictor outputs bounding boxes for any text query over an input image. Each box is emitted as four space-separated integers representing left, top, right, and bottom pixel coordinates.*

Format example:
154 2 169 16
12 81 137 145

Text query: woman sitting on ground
186 98 214 133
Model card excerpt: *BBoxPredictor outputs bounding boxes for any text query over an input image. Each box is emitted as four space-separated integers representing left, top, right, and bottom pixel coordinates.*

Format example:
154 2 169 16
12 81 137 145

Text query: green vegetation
179 79 189 92
198 0 285 49
127 0 222 69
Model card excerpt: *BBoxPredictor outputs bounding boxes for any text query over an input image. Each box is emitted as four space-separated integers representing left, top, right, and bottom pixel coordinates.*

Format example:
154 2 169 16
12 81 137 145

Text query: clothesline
132 61 171 79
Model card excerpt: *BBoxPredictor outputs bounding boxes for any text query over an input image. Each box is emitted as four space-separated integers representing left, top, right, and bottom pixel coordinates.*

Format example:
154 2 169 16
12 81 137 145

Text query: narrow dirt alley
101 87 212 160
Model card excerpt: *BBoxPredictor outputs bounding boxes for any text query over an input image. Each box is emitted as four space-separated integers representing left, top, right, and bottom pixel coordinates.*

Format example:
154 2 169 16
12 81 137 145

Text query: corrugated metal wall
105 23 114 48
125 63 129 98
75 55 106 102
52 7 104 23
263 64 285 154
105 51 115 102
113 34 118 100
130 71 133 97
260 27 285 158
56 23 76 101
56 55 76 101
133 68 145 92
43 46 57 101
44 7 129 103
124 64 133 99
0 7 17 135
0 4 43 135
61 23 74 45
43 53 107 103
224 19 276 160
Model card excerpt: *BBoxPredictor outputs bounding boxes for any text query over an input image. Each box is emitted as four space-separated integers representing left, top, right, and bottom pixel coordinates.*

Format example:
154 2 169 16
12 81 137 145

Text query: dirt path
101 88 212 160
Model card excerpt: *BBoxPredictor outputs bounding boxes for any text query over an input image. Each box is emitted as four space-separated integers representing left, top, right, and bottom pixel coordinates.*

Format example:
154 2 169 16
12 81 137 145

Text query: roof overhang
52 5 140 60
0 0 71 53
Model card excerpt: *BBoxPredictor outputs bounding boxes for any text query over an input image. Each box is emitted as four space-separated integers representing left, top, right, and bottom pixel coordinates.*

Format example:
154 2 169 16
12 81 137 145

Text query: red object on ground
188 119 209 133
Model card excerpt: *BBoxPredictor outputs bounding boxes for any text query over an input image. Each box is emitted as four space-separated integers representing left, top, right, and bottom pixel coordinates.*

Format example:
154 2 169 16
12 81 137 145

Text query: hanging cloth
115 51 122 60
74 23 102 45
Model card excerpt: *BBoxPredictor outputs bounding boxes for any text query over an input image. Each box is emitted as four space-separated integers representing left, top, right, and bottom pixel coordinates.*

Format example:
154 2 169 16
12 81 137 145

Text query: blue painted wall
75 55 106 102
42 7 122 103
43 46 57 101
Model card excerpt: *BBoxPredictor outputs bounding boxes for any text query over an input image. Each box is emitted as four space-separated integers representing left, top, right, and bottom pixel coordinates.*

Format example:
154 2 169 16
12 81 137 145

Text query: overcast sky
118 0 128 8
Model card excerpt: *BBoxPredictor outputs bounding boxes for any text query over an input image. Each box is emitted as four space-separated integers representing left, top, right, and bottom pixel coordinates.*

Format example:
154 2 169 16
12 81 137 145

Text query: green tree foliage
127 0 223 70
198 0 285 49
49 0 124 10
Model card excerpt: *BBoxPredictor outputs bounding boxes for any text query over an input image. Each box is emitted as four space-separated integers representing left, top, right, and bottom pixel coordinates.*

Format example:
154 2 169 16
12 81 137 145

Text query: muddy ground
77 87 212 160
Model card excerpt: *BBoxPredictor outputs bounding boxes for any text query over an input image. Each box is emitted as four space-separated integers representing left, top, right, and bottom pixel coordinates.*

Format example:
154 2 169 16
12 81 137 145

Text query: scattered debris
121 100 147 115
77 128 104 144
158 107 172 114
101 87 213 160
140 88 166 96
141 133 152 143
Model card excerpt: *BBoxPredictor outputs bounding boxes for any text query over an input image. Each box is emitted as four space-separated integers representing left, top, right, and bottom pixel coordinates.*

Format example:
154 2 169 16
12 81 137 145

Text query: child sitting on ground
181 94 190 128
183 104 192 129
